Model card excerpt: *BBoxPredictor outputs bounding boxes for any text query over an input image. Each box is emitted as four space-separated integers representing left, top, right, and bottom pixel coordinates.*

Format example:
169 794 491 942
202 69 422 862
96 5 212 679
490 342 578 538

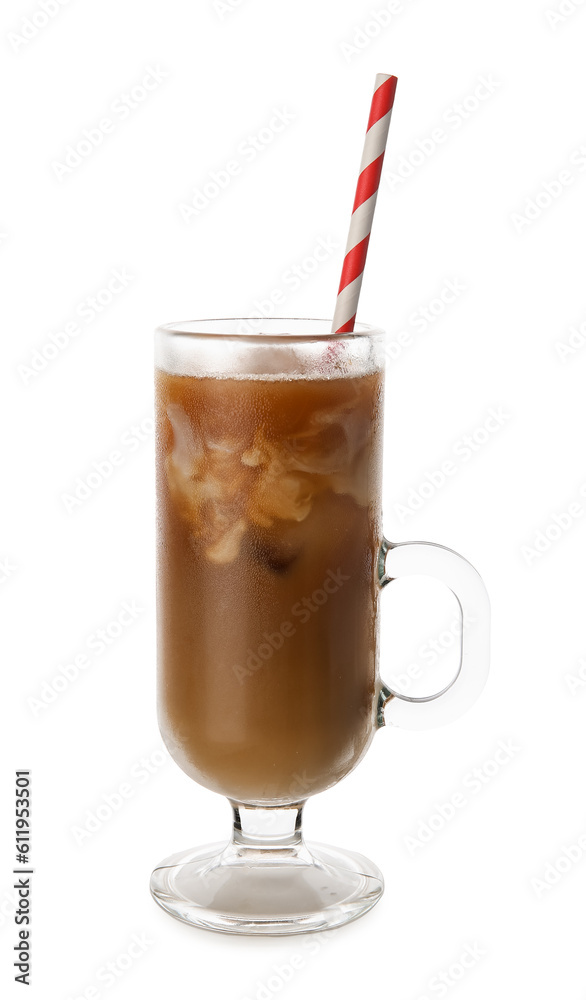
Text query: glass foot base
150 840 384 936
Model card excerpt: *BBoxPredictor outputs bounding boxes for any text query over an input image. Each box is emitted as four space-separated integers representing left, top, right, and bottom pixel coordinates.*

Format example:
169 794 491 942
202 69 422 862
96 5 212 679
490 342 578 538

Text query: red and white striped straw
332 74 398 334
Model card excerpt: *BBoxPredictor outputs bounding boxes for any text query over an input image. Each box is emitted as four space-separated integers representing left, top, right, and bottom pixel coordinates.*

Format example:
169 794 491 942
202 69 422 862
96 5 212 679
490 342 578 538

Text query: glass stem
230 802 305 853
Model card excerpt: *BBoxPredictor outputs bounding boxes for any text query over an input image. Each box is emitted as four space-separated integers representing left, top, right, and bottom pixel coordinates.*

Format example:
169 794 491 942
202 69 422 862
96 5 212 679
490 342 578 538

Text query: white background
2 0 586 997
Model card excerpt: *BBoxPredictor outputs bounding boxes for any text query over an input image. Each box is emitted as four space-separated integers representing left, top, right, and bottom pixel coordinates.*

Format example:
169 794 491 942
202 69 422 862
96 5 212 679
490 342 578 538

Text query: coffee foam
156 331 384 381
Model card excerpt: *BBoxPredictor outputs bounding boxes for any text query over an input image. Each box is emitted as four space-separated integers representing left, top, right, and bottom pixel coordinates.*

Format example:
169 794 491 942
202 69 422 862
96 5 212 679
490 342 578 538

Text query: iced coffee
156 365 384 804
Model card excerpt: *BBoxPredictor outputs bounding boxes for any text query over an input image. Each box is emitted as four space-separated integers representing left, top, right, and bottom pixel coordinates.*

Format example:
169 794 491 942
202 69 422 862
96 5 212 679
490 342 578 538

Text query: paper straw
332 74 398 334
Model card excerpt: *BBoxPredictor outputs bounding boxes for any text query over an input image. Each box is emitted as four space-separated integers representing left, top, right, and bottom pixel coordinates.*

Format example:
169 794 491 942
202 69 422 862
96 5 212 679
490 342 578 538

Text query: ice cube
167 403 203 476
205 518 248 564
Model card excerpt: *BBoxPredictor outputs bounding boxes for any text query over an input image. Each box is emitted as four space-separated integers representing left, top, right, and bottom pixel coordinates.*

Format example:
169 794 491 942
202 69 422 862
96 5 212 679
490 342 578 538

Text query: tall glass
150 318 490 935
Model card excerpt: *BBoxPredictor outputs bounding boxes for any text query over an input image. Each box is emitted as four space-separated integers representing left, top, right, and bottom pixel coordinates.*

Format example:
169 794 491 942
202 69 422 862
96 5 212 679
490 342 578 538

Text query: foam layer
155 319 385 380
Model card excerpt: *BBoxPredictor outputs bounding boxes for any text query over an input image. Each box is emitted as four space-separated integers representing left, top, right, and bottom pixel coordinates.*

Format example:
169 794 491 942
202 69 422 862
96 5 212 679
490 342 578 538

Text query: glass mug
150 318 490 935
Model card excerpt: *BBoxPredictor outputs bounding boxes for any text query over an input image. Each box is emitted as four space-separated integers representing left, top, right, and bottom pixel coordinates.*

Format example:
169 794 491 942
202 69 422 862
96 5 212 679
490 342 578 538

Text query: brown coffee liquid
156 368 384 804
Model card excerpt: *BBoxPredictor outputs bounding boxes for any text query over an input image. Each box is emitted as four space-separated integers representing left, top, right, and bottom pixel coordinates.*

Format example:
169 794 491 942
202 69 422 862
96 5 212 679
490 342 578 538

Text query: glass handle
378 538 491 729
